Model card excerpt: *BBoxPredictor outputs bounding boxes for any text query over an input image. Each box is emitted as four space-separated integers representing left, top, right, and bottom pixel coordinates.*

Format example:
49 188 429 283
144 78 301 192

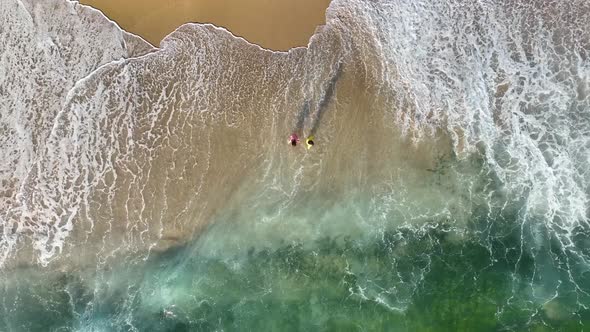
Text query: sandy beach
79 0 332 50
4 0 589 329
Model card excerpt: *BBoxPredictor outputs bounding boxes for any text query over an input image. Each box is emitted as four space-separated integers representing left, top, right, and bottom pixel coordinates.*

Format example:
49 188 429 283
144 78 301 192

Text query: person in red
289 133 300 146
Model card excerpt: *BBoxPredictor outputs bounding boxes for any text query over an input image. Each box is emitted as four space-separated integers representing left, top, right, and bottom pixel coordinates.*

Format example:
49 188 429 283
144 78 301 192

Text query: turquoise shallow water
2 0 590 330
2 155 590 331
3 210 590 331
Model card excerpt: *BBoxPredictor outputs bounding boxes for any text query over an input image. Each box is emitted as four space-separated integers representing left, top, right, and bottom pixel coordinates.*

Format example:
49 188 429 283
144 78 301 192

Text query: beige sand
6 1 463 270
80 0 332 51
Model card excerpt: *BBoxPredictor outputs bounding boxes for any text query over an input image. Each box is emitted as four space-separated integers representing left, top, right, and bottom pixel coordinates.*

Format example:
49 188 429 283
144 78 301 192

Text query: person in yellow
305 135 314 149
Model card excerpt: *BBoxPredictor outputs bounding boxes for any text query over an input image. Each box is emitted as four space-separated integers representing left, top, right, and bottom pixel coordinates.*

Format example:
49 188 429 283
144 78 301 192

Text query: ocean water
1 0 589 331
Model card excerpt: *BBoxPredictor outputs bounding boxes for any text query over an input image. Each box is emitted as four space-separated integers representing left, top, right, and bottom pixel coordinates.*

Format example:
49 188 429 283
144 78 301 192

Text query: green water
3 0 590 330
2 211 589 331
2 154 589 332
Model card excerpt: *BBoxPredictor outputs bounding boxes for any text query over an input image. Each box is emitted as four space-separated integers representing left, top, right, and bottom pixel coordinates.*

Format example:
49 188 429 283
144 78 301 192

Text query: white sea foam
0 0 588 284
342 0 590 242
0 0 153 266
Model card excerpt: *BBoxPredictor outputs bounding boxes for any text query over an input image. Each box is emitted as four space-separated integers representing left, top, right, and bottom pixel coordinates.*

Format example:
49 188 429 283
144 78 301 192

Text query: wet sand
79 0 332 51
4 0 463 270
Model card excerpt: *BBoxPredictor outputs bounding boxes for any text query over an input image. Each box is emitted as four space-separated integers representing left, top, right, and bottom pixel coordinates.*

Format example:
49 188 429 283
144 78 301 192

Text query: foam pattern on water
339 0 590 274
0 0 154 265
1 0 590 330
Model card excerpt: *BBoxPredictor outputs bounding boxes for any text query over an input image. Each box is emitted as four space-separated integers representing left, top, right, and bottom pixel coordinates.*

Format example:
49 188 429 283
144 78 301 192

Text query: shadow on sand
292 62 343 139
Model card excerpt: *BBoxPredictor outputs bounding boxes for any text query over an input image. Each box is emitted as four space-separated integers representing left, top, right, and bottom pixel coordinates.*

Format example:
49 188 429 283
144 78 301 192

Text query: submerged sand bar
79 0 332 51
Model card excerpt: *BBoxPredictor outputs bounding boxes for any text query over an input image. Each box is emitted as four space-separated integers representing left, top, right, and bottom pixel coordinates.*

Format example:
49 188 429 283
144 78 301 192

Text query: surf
0 0 589 330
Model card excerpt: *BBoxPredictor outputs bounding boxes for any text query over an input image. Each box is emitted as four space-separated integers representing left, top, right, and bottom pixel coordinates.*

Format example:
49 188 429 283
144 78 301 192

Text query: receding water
1 0 589 331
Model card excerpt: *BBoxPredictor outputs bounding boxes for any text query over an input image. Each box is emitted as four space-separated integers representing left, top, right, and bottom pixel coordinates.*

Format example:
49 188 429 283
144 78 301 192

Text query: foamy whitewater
0 0 589 330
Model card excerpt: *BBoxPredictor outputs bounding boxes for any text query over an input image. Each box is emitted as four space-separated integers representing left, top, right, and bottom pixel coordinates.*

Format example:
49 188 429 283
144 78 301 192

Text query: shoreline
79 0 332 51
